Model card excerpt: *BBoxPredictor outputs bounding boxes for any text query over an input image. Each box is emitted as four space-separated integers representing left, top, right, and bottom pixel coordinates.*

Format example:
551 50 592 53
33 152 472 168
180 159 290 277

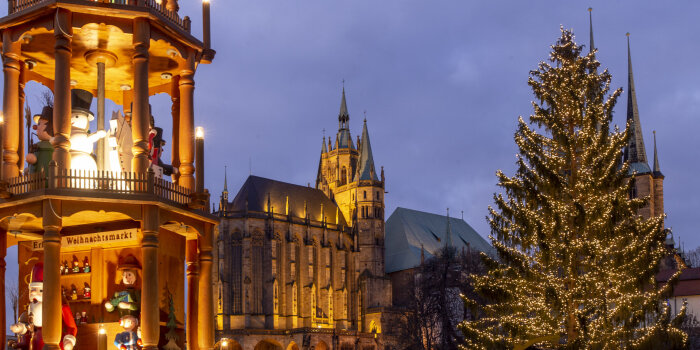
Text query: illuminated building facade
215 89 393 350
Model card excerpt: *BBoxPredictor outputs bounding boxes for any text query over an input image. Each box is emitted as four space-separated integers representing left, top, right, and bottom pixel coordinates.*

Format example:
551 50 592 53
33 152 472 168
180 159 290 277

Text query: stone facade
214 89 394 350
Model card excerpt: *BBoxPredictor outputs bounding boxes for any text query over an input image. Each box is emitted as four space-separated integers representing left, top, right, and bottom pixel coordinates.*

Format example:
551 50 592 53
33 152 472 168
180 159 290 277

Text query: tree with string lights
459 28 687 349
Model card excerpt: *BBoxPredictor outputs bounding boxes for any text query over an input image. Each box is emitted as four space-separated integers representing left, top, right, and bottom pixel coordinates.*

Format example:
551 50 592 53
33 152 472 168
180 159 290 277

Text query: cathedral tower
623 33 664 221
316 88 386 276
316 88 390 329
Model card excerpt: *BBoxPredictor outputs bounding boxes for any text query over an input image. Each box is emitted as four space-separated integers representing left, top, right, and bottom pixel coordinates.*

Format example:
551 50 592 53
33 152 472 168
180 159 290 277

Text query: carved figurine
9 263 77 350
148 113 177 177
82 256 91 273
72 256 80 273
63 260 70 275
83 282 91 299
80 311 88 324
70 285 78 301
114 315 142 350
105 255 141 317
69 89 106 172
26 106 54 175
74 312 81 326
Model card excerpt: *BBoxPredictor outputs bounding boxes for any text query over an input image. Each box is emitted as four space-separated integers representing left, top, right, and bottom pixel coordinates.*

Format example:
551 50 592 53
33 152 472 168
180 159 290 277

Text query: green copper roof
385 207 495 273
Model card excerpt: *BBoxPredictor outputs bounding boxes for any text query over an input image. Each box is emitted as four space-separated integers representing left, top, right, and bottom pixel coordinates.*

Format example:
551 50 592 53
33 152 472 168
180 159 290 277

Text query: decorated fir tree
460 29 686 349
163 288 182 350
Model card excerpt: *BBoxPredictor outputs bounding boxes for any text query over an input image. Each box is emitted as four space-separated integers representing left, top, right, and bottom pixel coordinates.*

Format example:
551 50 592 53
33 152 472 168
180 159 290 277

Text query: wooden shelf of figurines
60 252 96 327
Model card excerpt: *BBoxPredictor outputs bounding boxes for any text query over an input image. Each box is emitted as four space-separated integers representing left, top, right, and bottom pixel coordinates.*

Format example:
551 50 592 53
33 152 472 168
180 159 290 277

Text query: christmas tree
460 28 686 349
162 288 182 350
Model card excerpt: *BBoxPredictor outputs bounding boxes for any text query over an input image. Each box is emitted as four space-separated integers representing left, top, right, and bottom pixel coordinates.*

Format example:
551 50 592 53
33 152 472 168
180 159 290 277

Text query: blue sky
6 0 700 330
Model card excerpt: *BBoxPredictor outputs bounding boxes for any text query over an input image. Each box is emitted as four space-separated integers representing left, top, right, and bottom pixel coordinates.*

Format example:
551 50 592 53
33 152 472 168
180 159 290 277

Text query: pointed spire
355 118 379 181
335 86 353 149
588 8 595 55
653 130 663 177
338 86 349 129
624 33 648 165
316 136 326 188
445 208 452 249
223 165 228 193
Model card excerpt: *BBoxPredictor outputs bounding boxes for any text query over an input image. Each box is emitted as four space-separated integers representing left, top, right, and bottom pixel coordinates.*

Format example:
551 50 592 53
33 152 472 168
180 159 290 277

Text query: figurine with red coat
9 263 78 350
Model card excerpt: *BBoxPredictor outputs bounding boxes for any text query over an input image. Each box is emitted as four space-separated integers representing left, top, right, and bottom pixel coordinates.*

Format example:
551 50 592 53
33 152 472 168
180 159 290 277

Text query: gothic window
328 288 334 322
363 191 367 199
292 282 298 315
252 231 264 314
629 178 638 199
289 242 297 280
311 284 317 323
273 280 279 314
341 166 347 185
232 231 243 314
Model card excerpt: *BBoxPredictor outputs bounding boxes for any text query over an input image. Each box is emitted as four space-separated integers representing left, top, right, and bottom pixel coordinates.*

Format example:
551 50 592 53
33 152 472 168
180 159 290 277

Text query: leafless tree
394 247 486 350
681 312 700 350
684 246 700 268
7 280 19 324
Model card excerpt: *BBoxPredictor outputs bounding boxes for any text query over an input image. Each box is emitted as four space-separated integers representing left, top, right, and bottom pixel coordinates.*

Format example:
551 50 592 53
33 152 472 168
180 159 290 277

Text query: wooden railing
6 168 193 206
7 0 191 33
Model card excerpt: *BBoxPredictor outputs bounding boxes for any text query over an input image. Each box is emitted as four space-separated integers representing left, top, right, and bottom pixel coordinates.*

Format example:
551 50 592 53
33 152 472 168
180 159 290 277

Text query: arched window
311 284 317 323
273 280 279 314
341 166 347 185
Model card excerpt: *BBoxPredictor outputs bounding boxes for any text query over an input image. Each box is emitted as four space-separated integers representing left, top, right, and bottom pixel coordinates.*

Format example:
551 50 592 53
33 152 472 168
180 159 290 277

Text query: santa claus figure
9 263 78 350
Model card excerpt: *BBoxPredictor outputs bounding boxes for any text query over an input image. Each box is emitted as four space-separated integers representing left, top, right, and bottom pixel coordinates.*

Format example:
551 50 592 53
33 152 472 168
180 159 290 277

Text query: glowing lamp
222 340 228 346
195 126 204 139
98 326 106 335
0 113 4 124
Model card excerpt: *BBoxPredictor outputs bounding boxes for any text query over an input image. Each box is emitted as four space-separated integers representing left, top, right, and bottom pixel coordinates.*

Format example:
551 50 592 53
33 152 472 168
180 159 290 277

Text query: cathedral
214 89 394 350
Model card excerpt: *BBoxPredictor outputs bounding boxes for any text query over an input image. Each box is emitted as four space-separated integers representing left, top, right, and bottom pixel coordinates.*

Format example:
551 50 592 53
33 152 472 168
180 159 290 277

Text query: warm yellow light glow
195 126 204 139
203 0 210 3
98 326 106 335
0 113 4 124
222 340 228 346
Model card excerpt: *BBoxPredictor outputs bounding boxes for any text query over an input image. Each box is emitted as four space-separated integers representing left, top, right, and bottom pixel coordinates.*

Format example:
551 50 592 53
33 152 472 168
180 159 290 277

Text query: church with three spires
213 88 395 350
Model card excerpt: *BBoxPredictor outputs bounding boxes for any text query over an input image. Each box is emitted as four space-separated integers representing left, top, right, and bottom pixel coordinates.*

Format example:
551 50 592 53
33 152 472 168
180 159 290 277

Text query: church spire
335 86 354 149
653 131 663 177
588 8 595 56
338 86 349 130
623 33 648 165
355 118 378 181
316 136 326 188
223 165 228 193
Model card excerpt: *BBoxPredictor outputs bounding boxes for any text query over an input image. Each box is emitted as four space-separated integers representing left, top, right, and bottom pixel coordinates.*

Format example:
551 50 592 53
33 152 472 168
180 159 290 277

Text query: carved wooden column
2 30 21 179
0 228 6 349
52 9 72 171
42 199 62 350
140 205 159 350
170 76 180 184
178 51 195 190
185 238 199 350
131 18 150 174
198 223 214 349
18 61 25 173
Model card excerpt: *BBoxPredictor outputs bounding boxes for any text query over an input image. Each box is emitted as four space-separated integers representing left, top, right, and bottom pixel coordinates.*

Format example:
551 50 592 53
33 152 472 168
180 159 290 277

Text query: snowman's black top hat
71 89 94 118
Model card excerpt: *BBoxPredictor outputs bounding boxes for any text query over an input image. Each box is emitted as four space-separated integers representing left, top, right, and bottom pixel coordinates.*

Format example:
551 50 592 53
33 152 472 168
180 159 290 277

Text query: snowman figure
69 89 106 172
